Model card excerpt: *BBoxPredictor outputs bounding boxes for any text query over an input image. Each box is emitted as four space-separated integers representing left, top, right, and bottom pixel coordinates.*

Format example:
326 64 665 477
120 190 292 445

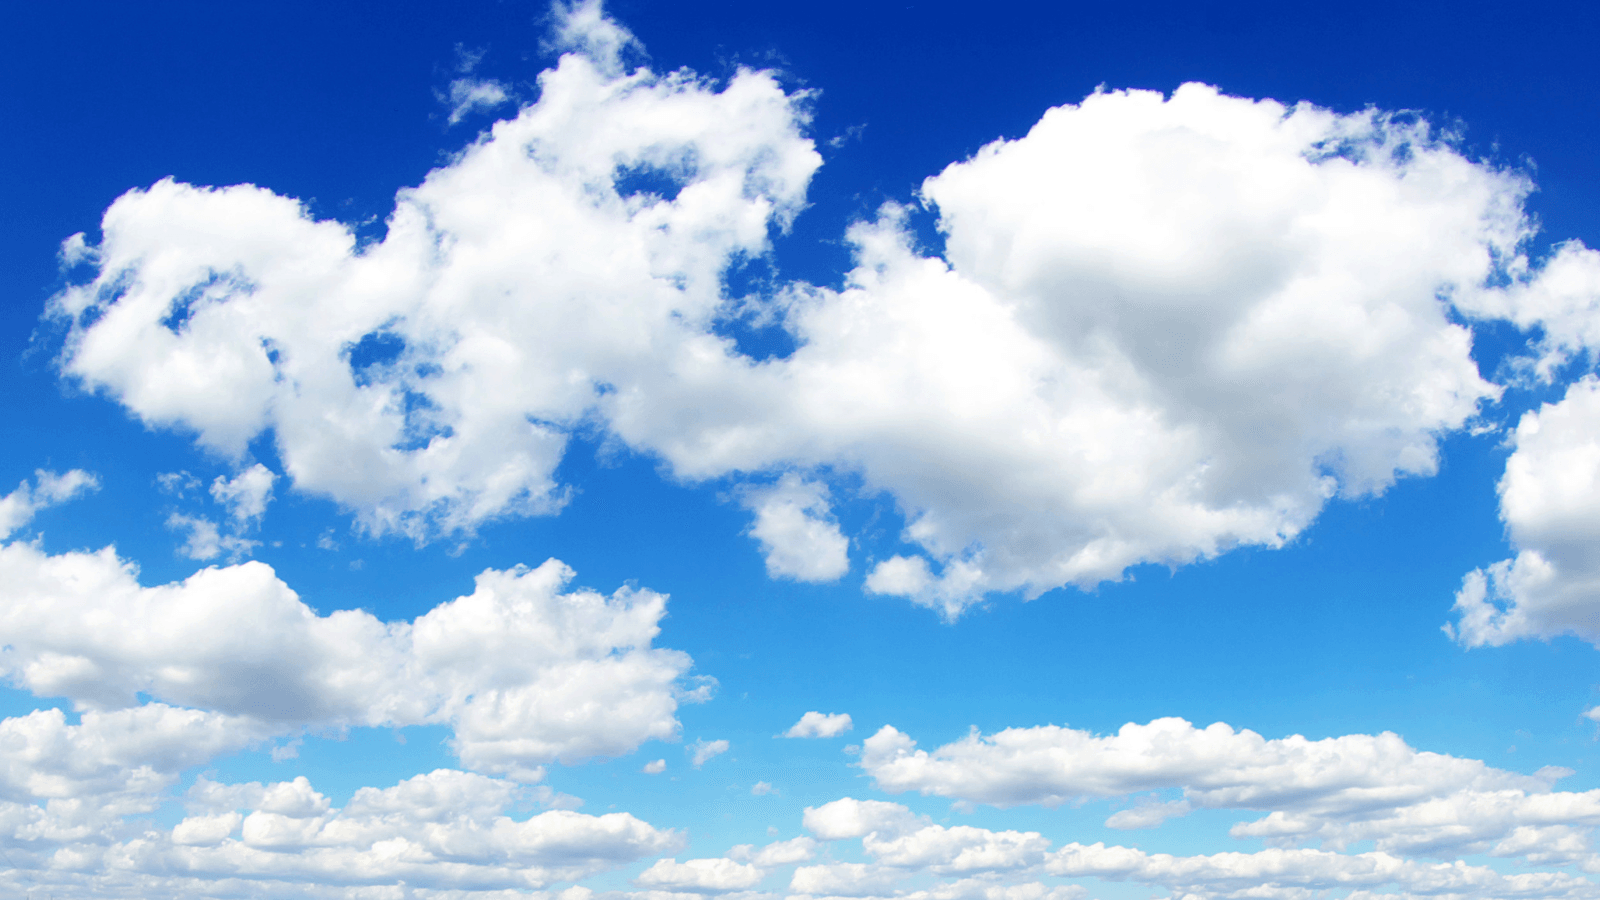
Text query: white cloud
863 824 1052 874
741 475 849 582
632 837 817 894
165 511 257 560
785 711 853 739
797 795 1600 900
49 1 818 544
689 738 729 768
0 541 698 776
790 861 904 897
47 0 1590 614
858 718 1596 861
635 856 765 891
802 797 924 841
728 836 816 867
1044 841 1600 900
104 769 680 893
0 469 97 539
696 78 1532 614
443 77 513 125
1449 377 1600 646
1454 240 1600 381
751 781 776 796
643 758 667 774
0 703 266 807
210 462 276 524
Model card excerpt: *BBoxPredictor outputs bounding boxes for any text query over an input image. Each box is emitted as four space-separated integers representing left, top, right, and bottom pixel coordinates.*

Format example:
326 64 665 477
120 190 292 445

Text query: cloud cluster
782 796 1600 900
0 541 700 777
50 0 1600 615
0 768 678 897
859 718 1597 863
603 789 1600 900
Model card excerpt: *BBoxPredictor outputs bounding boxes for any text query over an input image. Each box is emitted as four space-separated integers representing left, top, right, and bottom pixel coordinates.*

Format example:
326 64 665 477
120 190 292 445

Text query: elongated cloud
859 718 1594 861
0 541 700 777
0 768 679 896
785 795 1600 900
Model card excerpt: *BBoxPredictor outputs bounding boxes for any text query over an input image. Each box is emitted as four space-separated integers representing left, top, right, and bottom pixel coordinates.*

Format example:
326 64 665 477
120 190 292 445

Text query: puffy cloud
165 511 256 561
48 0 1588 613
802 798 924 841
0 541 699 775
740 475 849 583
1449 377 1600 646
859 718 1595 861
0 704 265 811
37 769 682 894
49 2 819 543
643 759 667 775
1045 841 1600 900
727 836 816 867
0 469 98 539
688 739 729 768
750 781 775 796
784 711 853 739
787 795 1600 900
789 861 903 897
862 824 1051 874
210 463 276 524
630 837 817 894
715 77 1530 613
1454 240 1600 381
634 857 765 891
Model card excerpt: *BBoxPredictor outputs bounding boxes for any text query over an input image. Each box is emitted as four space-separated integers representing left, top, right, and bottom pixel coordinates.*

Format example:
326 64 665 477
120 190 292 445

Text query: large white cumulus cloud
51 4 820 540
48 2 1599 615
0 542 698 776
1449 375 1600 647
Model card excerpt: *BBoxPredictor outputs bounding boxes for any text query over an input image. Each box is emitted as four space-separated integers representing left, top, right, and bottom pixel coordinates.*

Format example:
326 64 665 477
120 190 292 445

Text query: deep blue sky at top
4 0 1600 824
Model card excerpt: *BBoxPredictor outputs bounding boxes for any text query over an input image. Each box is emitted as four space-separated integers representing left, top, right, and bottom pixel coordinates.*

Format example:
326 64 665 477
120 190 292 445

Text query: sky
2 0 1600 898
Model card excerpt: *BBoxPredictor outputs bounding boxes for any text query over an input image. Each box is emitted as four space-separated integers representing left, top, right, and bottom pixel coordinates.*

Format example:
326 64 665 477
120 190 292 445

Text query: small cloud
156 471 200 496
0 468 99 540
1105 798 1191 830
642 759 666 774
59 232 97 267
454 43 487 73
211 463 276 525
741 475 849 583
676 675 718 704
688 738 729 768
442 78 513 126
785 711 852 739
270 739 303 762
751 781 776 796
167 513 257 561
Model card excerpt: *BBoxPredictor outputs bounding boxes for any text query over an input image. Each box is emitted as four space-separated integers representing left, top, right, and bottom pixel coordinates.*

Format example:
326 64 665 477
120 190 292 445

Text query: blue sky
3 1 1600 898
